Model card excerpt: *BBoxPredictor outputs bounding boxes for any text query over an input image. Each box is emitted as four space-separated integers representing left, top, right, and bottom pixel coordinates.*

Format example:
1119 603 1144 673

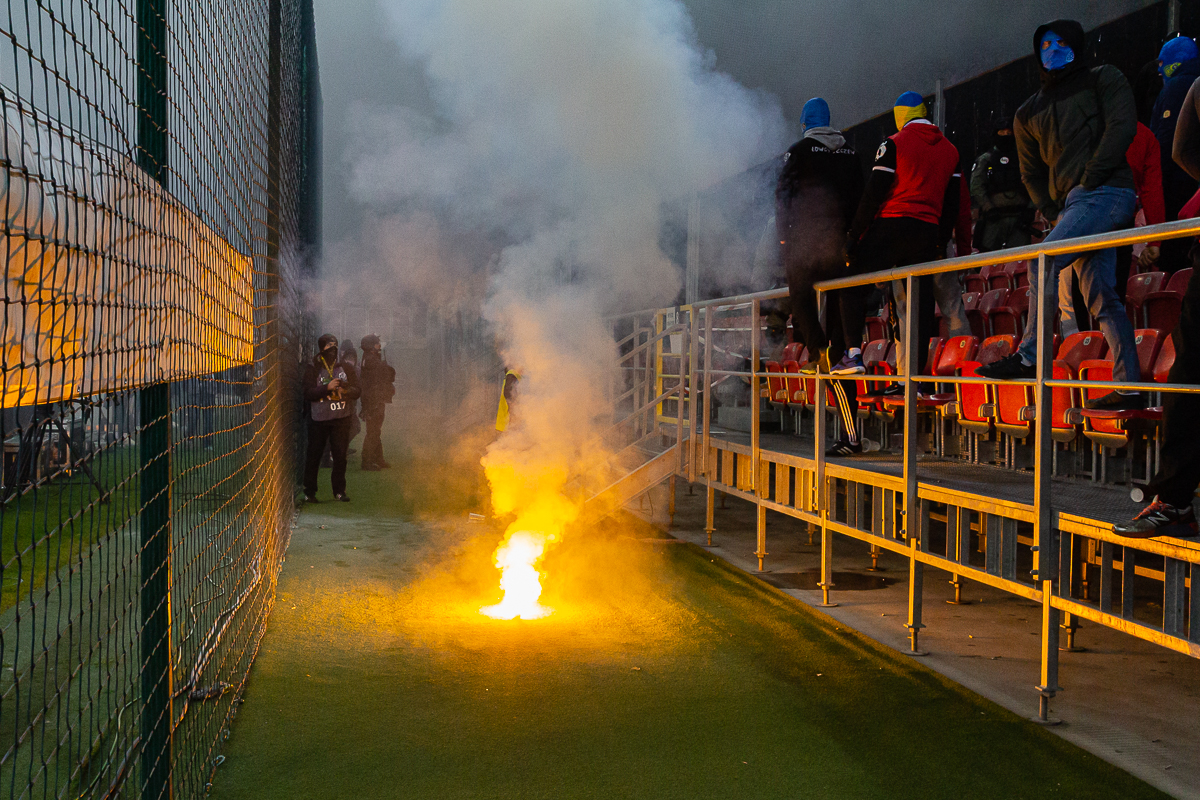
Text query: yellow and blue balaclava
893 91 927 131
801 97 831 131
1159 36 1199 78
1040 31 1075 71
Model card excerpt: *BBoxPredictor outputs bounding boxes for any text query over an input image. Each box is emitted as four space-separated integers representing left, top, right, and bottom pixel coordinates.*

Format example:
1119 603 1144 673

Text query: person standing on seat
775 97 867 447
838 91 964 457
1061 120 1166 336
1150 35 1200 274
359 334 396 471
1117 72 1200 537
977 20 1141 413
303 334 361 502
970 116 1036 252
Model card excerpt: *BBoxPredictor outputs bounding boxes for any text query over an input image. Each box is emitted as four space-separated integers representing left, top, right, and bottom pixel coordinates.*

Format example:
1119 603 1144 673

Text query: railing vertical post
1032 251 1062 722
902 275 927 655
136 0 173 796
813 286 834 604
702 307 713 480
687 307 699 484
751 299 766 570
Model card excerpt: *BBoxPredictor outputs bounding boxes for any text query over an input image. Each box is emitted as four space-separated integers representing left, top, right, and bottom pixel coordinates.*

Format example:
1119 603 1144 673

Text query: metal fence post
136 0 173 796
902 275 927 655
1032 251 1062 723
751 299 767 570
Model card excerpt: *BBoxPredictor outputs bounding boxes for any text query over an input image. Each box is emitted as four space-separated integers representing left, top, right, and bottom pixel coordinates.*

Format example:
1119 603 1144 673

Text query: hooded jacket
848 119 965 252
1014 19 1136 219
1150 57 1200 208
775 127 865 266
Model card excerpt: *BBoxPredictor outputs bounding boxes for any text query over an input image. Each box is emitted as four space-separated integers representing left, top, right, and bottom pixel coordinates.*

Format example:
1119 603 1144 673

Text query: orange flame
480 460 579 620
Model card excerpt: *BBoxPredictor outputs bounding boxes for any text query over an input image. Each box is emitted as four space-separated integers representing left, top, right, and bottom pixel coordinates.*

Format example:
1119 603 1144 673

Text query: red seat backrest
1078 359 1115 404
935 335 979 376
924 337 945 375
1133 329 1163 377
1007 285 1031 313
1004 261 1028 284
783 360 804 402
1153 335 1175 382
961 292 981 312
765 361 787 401
964 273 987 293
1126 271 1167 307
977 288 1010 315
781 342 805 363
981 263 1007 281
1056 331 1107 374
862 338 890 368
977 335 1016 365
1051 360 1076 430
1165 267 1192 295
957 362 989 422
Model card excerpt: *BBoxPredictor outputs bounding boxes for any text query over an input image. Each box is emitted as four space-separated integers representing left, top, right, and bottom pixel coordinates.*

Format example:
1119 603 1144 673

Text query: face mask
1040 32 1075 71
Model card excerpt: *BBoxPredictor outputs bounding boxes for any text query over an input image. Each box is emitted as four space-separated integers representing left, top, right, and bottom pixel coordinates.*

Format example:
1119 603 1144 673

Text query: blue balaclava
801 97 831 130
1040 31 1075 71
1159 36 1199 78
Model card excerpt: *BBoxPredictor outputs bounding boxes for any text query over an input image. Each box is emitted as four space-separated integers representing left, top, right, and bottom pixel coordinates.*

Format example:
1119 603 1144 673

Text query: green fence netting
0 0 320 797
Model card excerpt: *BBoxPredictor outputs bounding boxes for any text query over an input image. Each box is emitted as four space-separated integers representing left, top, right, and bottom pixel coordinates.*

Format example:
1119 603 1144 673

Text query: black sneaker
1085 391 1145 412
334 492 351 503
304 493 319 504
1113 497 1197 538
826 439 863 457
863 383 903 399
975 353 1035 380
361 463 381 472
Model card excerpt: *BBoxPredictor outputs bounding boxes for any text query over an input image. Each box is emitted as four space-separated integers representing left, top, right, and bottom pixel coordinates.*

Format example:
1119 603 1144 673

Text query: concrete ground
639 479 1200 800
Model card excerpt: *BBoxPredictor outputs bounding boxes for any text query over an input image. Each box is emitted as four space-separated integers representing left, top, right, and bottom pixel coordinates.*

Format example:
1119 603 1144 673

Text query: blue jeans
1018 185 1139 382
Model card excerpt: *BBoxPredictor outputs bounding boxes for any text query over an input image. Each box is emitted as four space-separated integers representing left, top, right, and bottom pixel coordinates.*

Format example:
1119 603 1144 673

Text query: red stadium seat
963 271 987 294
1005 261 1029 290
981 263 1009 291
884 335 978 410
1125 271 1167 326
1153 335 1175 382
1141 291 1182 334
1133 329 1164 378
765 361 788 404
865 316 887 342
988 285 1030 337
953 336 1015 436
1165 267 1192 294
783 360 805 406
967 288 1009 340
1057 331 1107 374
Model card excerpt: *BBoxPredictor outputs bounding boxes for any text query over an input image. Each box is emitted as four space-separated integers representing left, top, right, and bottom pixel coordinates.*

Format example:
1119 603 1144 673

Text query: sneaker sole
830 367 866 375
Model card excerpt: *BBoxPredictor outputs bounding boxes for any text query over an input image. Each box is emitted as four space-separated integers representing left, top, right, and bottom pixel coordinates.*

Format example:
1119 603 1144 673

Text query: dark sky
313 0 1145 257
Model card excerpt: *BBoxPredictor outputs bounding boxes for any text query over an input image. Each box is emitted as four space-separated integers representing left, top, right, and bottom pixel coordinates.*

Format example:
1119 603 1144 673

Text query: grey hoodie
802 126 846 152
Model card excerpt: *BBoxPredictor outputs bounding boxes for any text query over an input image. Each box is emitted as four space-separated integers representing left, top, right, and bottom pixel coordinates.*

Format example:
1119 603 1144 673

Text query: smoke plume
343 0 785 611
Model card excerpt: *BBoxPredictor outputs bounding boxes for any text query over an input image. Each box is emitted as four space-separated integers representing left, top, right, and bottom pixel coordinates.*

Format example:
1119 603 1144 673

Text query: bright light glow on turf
480 530 551 620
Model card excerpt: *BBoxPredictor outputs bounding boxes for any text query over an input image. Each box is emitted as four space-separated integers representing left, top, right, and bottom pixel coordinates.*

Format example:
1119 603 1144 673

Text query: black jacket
360 352 396 410
1014 19 1136 219
775 130 865 267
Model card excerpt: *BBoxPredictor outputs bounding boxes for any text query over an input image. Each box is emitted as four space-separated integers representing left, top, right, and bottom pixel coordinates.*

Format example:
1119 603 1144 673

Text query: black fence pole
137 0 173 798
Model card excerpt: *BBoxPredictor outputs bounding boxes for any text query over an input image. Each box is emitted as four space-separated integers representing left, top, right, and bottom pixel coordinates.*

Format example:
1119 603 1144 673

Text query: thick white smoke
348 0 785 605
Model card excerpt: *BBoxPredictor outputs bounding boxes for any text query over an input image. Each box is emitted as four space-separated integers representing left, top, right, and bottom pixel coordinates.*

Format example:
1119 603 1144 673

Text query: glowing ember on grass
481 530 553 620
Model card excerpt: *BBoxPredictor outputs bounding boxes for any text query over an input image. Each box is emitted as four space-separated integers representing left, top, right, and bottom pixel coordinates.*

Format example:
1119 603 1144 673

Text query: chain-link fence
0 0 319 797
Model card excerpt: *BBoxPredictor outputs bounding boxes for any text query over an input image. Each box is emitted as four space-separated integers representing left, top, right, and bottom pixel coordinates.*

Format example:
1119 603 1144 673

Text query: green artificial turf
210 437 1167 800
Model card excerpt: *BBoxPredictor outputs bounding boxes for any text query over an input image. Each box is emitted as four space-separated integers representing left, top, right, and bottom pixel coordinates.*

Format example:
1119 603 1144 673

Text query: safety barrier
640 215 1200 722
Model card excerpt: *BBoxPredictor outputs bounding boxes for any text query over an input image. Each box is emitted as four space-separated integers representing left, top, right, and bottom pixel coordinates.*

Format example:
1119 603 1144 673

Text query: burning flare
480 460 579 620
480 530 552 620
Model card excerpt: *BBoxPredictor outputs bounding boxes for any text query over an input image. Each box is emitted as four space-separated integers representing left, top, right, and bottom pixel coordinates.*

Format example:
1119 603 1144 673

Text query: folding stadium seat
1079 330 1165 483
1005 261 1029 290
865 315 887 343
967 288 1009 340
981 263 1010 291
951 335 1016 461
1141 268 1190 334
765 361 788 407
856 339 892 423
963 270 987 294
989 285 1030 338
883 335 978 454
1125 271 1167 327
992 331 1106 472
